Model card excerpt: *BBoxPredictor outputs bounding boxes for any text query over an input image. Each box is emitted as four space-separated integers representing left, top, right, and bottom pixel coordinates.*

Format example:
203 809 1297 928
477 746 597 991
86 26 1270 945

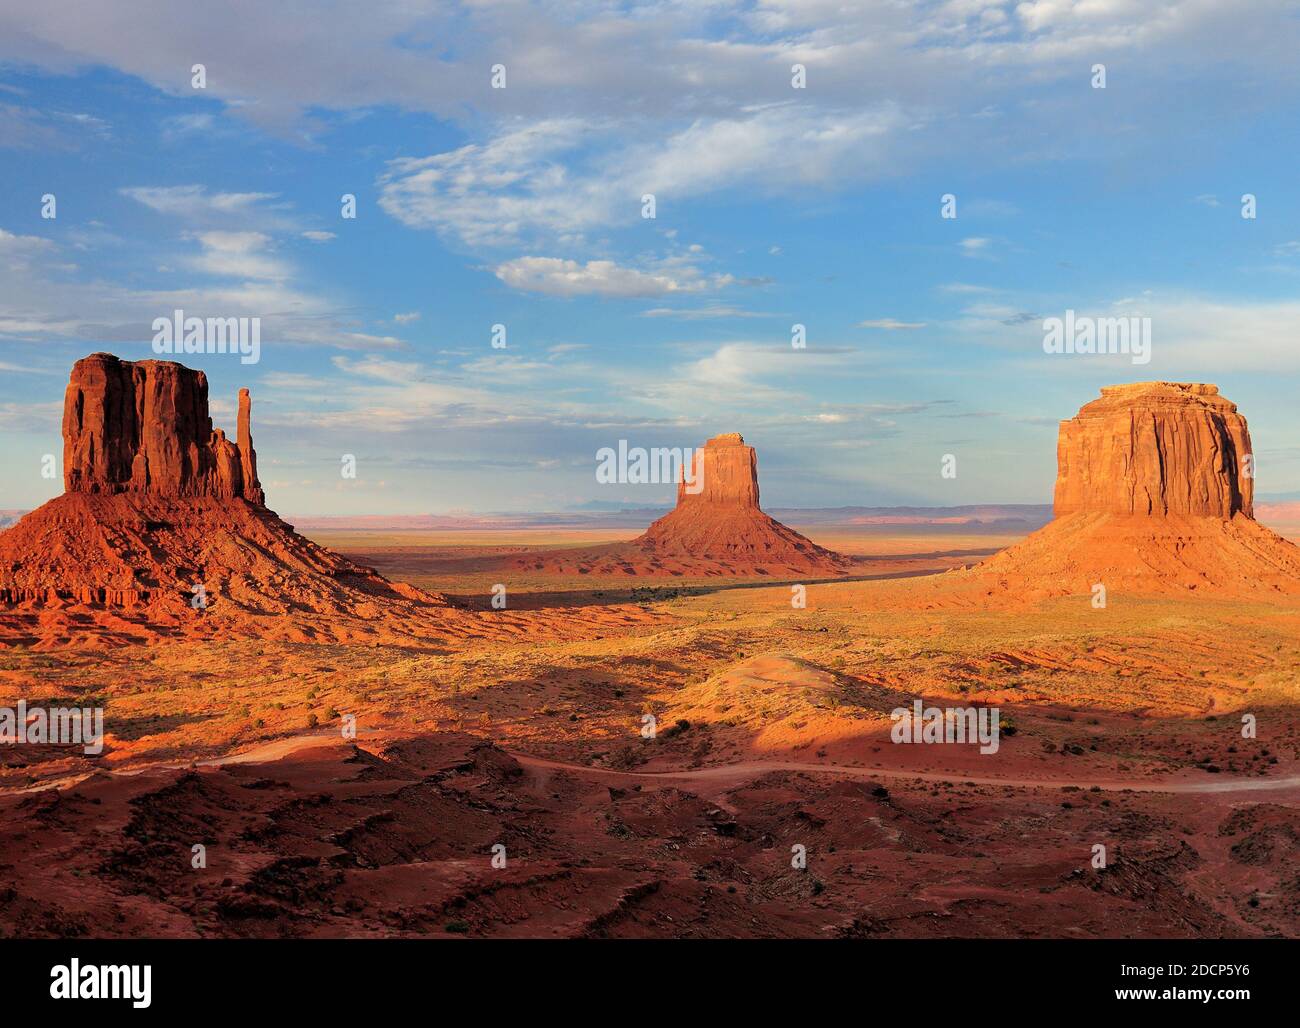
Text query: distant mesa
0 353 451 644
516 433 853 577
971 381 1300 598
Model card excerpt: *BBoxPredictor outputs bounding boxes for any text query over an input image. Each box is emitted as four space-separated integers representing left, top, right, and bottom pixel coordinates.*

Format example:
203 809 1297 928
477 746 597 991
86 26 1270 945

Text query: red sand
1 365 1298 940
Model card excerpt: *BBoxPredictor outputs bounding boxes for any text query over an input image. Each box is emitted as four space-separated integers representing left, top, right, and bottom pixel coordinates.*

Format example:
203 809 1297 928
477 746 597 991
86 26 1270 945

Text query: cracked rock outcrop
1053 382 1253 519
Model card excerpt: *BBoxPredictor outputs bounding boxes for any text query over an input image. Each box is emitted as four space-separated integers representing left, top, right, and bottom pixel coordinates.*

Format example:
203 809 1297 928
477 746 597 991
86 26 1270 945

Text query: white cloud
377 119 594 247
640 305 776 320
393 311 421 324
858 318 926 329
0 100 106 150
188 231 288 281
0 228 57 260
940 285 1300 373
493 256 734 298
378 104 911 249
616 340 869 417
162 112 215 135
301 230 336 242
1129 294 1300 372
122 185 279 219
939 282 996 294
964 198 1020 218
0 223 392 355
261 371 328 391
686 343 801 391
4 0 1292 133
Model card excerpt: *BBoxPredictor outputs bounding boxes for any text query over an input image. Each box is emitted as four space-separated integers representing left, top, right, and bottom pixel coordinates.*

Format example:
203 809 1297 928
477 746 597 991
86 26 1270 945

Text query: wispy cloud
378 104 911 249
493 256 735 298
640 305 776 320
858 318 925 330
938 282 996 295
122 184 282 221
187 231 288 281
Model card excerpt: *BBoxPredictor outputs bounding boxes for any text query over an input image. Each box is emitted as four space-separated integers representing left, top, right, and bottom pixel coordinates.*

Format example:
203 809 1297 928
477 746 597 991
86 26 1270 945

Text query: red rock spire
237 387 264 506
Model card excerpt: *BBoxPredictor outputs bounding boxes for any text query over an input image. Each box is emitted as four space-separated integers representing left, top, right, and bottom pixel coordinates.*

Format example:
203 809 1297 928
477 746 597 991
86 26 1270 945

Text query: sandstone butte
967 381 1300 599
0 353 449 642
514 433 854 576
1053 381 1253 518
62 352 265 503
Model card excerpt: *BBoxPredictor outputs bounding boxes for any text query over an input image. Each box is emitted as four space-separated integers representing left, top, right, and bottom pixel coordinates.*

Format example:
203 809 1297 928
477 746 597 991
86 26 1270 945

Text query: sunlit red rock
675 432 760 508
1 352 452 638
965 382 1300 599
518 433 853 576
1054 382 1253 518
62 352 263 502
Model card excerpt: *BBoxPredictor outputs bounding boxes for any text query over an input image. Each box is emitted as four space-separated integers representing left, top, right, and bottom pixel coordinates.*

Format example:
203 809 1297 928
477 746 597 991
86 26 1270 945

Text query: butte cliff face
967 381 1300 599
0 353 449 643
675 433 760 508
1053 382 1252 519
63 353 264 503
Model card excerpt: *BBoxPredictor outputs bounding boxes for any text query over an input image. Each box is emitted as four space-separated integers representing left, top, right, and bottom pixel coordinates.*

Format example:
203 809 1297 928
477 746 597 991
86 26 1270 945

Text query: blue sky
2 1 1300 515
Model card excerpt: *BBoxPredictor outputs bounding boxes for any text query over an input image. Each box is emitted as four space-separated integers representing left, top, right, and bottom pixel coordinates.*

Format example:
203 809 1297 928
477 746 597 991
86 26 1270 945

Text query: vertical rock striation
677 433 761 509
967 381 1300 598
62 352 264 503
1053 382 1253 519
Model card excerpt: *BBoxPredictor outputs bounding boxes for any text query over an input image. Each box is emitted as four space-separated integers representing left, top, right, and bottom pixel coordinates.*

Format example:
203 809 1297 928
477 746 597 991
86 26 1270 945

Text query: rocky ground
1 525 1297 939
2 368 1297 939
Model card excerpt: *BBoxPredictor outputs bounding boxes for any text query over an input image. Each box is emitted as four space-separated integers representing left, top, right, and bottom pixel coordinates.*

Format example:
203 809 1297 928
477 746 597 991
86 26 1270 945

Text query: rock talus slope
0 353 451 643
516 433 853 577
639 434 850 571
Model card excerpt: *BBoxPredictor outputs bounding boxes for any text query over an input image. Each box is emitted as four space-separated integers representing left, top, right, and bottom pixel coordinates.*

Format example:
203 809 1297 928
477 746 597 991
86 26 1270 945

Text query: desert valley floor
2 519 1299 939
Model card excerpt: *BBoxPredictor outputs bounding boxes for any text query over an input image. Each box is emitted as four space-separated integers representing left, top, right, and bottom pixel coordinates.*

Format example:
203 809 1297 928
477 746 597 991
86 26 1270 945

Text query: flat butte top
1078 381 1238 415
